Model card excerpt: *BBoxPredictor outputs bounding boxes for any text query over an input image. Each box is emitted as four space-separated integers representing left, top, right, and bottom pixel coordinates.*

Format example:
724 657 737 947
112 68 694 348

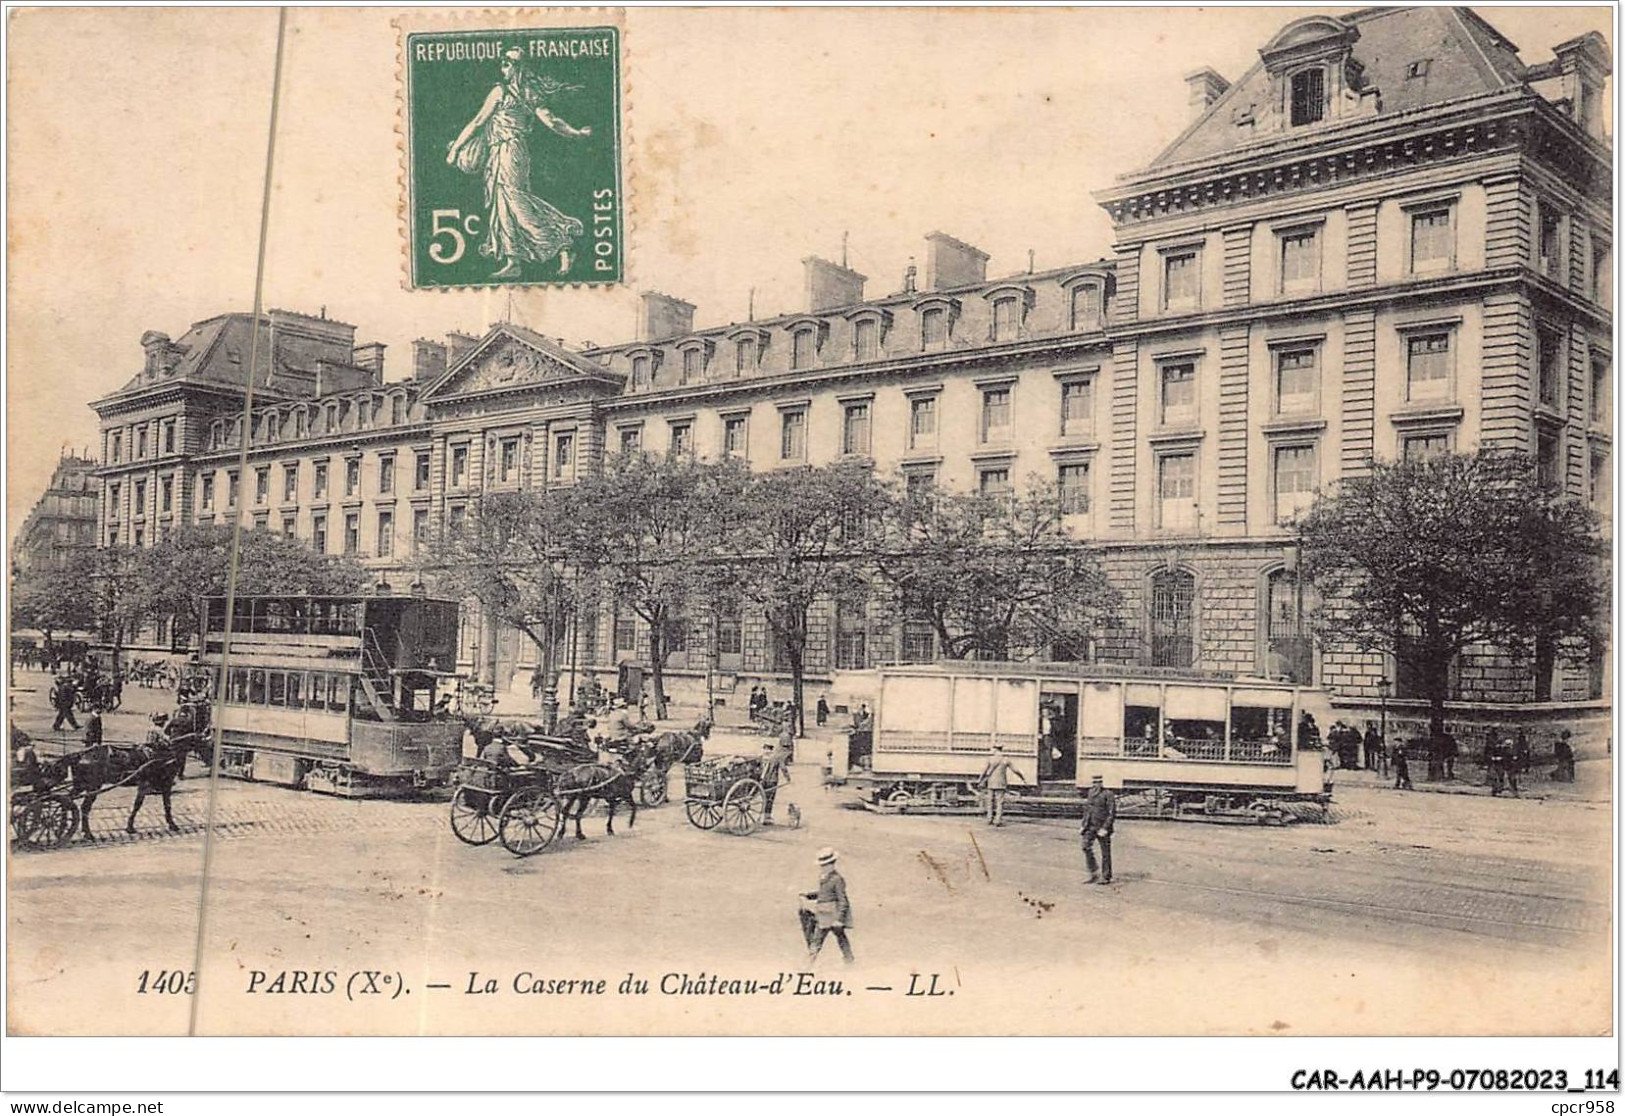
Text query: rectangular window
1592 353 1611 424
343 512 359 555
842 402 871 456
780 409 806 461
1402 433 1450 462
1275 348 1317 414
980 387 1012 443
905 469 936 508
632 354 651 388
376 510 393 558
255 467 269 505
344 458 360 497
160 476 173 513
415 451 430 491
199 475 213 511
1289 67 1325 126
909 395 937 449
992 298 1019 341
1539 206 1565 278
379 455 395 495
1160 362 1196 426
282 517 295 540
681 347 701 384
716 610 743 658
136 428 148 458
313 461 329 500
1273 444 1317 524
450 445 468 488
249 515 266 534
110 432 122 462
669 422 693 458
283 465 298 503
311 513 327 554
921 307 948 349
1060 377 1093 437
1157 453 1196 531
161 421 175 455
835 597 868 671
1071 284 1103 330
555 433 575 479
978 467 1011 496
1163 251 1200 311
448 504 467 533
735 338 755 374
1537 428 1562 491
1279 228 1320 293
791 329 815 370
412 509 429 553
1409 207 1453 273
614 616 637 653
1538 326 1565 410
1593 239 1612 305
1058 462 1090 515
723 415 748 457
620 426 643 455
1590 450 1610 513
226 470 239 508
1405 332 1451 402
499 437 519 483
854 318 879 360
134 480 147 516
134 526 145 547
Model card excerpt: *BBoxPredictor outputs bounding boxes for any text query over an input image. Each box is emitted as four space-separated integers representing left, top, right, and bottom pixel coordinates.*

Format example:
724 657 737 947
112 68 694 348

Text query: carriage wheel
685 798 724 830
498 787 562 858
722 778 766 837
449 787 500 846
15 796 79 850
637 767 669 807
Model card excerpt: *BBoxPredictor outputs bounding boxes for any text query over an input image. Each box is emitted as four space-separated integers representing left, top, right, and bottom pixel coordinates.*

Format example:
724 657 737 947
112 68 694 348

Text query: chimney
1552 32 1611 138
353 342 386 379
446 331 480 366
638 291 697 341
803 256 867 311
412 338 447 382
1185 67 1230 120
924 232 989 291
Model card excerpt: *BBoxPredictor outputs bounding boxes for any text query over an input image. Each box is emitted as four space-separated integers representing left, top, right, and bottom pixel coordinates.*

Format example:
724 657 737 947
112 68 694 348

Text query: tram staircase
357 627 398 722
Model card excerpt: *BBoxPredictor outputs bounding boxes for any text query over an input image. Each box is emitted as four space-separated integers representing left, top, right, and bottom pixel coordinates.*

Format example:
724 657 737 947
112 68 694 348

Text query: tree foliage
11 550 102 637
874 479 1122 660
1298 449 1607 757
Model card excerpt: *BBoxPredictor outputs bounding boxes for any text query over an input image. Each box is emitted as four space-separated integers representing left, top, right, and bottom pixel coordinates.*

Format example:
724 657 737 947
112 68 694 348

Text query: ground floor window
1149 568 1196 667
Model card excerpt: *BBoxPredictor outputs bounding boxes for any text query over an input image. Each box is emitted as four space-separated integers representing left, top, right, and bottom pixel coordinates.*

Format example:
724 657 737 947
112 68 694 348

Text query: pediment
423 326 620 402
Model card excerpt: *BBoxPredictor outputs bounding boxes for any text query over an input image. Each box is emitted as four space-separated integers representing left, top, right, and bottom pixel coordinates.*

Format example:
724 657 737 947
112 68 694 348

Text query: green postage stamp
403 24 623 288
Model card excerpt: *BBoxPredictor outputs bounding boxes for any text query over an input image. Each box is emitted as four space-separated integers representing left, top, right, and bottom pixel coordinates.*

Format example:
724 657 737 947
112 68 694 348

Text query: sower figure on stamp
446 48 592 280
1080 774 1116 885
799 847 854 965
978 744 1024 827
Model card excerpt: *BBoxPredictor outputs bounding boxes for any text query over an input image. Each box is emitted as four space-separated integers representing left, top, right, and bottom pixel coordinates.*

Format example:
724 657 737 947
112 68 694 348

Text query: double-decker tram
834 662 1335 823
199 594 466 796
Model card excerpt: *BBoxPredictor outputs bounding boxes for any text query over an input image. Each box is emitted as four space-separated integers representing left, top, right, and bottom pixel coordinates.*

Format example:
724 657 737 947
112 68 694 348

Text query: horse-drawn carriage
10 782 82 850
683 755 769 836
448 758 568 857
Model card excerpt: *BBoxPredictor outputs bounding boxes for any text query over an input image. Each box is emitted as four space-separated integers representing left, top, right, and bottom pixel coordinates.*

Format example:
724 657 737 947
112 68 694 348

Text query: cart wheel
498 787 562 858
886 787 915 809
449 787 499 846
15 796 78 851
637 767 669 807
685 798 724 830
722 778 765 836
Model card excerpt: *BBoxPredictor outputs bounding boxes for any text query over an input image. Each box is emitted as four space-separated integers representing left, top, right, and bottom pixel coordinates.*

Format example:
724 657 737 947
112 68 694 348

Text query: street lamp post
1377 674 1391 761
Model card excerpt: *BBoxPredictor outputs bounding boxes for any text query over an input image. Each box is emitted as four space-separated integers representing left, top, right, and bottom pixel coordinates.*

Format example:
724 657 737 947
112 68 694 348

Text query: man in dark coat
1364 724 1386 776
800 847 854 964
1080 774 1117 884
50 676 80 732
1553 730 1576 782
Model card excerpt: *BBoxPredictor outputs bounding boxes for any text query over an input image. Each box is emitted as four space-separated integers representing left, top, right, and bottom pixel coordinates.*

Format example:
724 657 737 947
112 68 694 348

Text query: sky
5 5 1614 542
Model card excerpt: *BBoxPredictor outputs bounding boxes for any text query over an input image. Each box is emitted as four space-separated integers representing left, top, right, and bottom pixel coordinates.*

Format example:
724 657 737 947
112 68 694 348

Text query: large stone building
12 452 99 575
89 7 1611 718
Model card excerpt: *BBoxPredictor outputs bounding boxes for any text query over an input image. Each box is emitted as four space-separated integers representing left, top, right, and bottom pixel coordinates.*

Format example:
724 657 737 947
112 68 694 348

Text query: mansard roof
1148 7 1533 171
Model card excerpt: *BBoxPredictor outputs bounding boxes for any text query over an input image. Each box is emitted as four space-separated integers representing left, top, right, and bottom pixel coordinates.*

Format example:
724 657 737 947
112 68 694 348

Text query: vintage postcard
3 3 1618 1063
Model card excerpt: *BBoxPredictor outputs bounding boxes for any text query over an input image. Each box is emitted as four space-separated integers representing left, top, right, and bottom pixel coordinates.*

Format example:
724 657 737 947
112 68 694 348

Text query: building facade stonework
88 8 1612 717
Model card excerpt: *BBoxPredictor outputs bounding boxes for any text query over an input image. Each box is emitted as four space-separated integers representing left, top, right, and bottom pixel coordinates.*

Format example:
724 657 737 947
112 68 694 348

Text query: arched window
1149 568 1196 667
1261 567 1317 683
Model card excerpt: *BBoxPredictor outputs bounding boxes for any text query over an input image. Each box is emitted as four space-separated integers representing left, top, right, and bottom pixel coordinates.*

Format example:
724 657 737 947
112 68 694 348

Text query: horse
554 742 654 840
63 732 204 839
652 718 712 773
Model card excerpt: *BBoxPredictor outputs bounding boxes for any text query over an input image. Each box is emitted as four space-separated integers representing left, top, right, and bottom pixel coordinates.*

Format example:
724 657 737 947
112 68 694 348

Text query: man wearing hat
1079 773 1116 885
800 848 854 964
760 735 791 825
977 744 1024 827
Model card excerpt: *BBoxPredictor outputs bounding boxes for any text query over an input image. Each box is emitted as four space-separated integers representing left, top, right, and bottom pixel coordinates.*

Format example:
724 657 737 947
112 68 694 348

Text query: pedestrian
815 696 829 727
1553 730 1576 782
1441 729 1458 780
749 685 765 719
1364 724 1386 776
852 703 871 732
1393 743 1413 790
799 847 854 965
81 705 104 749
1079 773 1117 884
978 744 1023 827
50 675 80 732
777 719 797 767
1503 736 1523 797
760 738 791 825
1513 729 1531 784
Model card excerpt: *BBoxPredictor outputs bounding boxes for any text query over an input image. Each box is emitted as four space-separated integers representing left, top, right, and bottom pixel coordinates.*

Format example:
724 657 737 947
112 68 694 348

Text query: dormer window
921 308 947 350
631 354 651 389
1289 67 1325 126
1070 284 1103 331
854 318 879 361
992 297 1019 342
791 328 816 370
735 337 756 374
681 346 702 384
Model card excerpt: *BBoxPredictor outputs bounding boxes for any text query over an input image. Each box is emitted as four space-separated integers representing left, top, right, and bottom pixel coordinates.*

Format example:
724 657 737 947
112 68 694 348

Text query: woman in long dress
446 48 593 279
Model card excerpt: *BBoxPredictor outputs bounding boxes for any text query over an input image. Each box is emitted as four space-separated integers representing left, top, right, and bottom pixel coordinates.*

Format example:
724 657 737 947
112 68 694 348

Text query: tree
424 491 576 724
718 461 893 735
874 479 1121 661
11 550 102 641
559 452 749 719
118 525 369 650
1297 449 1607 776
